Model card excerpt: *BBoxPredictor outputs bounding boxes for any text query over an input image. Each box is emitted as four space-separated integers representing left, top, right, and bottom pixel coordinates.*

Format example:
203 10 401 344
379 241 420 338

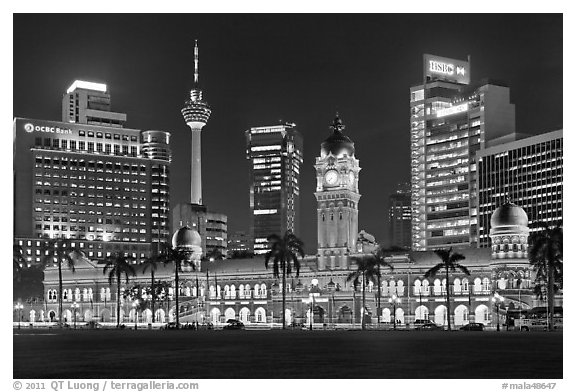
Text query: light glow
436 103 469 118
66 80 107 94
253 209 278 215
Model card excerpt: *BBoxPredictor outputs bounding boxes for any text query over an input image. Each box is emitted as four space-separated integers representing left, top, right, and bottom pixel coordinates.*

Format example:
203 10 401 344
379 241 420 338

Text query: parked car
414 321 442 331
163 322 178 330
84 321 101 329
223 320 245 330
459 322 484 331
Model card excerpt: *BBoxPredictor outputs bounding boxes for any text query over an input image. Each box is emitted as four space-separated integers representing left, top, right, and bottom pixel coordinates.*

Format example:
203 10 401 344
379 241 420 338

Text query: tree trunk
175 264 180 328
151 271 155 323
58 261 63 326
116 273 121 328
446 267 451 331
282 259 286 329
547 261 555 331
362 273 366 330
377 264 381 328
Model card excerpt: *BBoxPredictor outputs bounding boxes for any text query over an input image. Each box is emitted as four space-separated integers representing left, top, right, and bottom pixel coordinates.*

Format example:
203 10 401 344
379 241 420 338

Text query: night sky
13 14 563 253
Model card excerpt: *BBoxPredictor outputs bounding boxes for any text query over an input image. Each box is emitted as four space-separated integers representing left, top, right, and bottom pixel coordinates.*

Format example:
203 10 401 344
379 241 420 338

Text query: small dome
172 226 201 249
490 202 529 228
321 115 355 157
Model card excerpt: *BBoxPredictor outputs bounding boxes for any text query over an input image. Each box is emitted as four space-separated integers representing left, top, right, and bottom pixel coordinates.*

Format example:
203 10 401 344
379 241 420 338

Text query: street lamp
389 294 401 330
492 293 503 331
327 278 336 328
133 300 139 330
15 303 23 330
71 302 79 329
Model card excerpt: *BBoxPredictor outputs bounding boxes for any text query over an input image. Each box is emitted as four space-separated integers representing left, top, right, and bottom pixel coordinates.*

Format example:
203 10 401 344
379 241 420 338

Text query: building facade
314 115 360 270
27 202 558 329
410 54 516 251
227 231 254 257
388 183 411 249
477 129 563 247
62 80 126 127
245 123 303 254
14 81 171 265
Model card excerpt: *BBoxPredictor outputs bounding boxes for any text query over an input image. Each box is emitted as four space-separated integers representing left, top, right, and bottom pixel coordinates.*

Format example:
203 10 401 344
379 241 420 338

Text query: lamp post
133 300 139 330
71 302 79 329
389 294 400 330
492 293 503 331
15 303 23 330
327 278 336 328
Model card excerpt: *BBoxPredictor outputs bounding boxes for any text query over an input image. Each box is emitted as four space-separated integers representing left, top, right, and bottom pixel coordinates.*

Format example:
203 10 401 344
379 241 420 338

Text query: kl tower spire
181 39 211 205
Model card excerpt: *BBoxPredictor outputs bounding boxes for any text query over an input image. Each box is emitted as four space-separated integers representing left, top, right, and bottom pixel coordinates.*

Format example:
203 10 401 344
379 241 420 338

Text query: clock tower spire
314 114 361 270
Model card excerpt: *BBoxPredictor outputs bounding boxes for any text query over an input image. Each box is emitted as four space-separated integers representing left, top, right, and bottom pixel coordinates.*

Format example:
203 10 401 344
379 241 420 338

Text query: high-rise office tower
62 81 127 127
410 54 516 251
388 183 412 249
181 40 211 206
14 80 171 264
314 115 360 270
173 41 227 257
245 123 303 254
477 129 563 247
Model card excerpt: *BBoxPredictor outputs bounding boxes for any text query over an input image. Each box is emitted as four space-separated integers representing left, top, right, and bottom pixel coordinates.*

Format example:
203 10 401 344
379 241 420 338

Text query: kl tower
181 40 211 206
174 40 227 259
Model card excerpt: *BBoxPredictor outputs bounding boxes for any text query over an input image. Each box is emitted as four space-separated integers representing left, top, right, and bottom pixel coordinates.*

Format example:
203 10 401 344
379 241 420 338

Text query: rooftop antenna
194 39 199 87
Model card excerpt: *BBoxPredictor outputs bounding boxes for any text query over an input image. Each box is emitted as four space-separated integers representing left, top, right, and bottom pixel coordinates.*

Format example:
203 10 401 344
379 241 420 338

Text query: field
13 329 562 379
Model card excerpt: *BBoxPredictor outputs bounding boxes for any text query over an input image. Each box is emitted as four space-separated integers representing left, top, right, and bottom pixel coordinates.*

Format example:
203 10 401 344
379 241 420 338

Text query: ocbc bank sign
24 122 72 135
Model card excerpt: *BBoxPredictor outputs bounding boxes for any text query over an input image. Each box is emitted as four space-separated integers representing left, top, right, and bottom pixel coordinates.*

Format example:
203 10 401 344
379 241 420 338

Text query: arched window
255 307 266 323
330 213 334 221
397 280 405 296
453 278 461 294
62 289 68 301
462 278 469 293
230 284 236 299
454 305 469 326
239 307 250 323
100 288 106 301
322 213 325 222
261 283 267 297
245 284 251 298
105 288 111 301
413 279 422 295
482 277 491 293
367 281 374 293
475 304 490 325
381 281 388 296
433 279 442 296
254 284 260 298
415 305 429 321
88 288 93 300
473 278 482 294
339 211 343 220
75 288 81 301
224 285 230 299
395 308 405 324
239 284 244 299
422 279 430 296
381 308 391 323
434 305 447 326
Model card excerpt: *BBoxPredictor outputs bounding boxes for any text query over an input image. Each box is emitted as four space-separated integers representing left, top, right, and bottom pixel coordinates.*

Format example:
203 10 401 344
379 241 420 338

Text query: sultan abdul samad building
23 115 560 329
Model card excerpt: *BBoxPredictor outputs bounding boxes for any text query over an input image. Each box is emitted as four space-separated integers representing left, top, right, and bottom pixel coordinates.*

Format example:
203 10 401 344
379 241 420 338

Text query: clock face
324 170 339 186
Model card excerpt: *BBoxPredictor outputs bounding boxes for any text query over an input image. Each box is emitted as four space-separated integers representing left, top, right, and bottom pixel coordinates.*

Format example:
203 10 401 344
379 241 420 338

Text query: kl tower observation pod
181 40 212 206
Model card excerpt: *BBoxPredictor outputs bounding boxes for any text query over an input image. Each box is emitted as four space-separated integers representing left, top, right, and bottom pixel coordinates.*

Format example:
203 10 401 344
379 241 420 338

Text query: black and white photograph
9 6 567 390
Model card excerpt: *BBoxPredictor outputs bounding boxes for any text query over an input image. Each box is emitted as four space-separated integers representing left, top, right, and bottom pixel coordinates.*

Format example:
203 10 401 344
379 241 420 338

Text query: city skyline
13 14 563 252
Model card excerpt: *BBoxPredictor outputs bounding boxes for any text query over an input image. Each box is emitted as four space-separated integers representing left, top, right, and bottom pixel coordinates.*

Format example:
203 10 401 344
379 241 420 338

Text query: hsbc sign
429 61 466 77
424 54 470 84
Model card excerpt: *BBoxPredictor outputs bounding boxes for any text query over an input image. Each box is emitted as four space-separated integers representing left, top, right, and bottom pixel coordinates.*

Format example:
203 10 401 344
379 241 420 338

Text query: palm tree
141 251 162 323
366 247 395 327
265 231 304 329
528 223 562 331
424 247 469 331
41 238 87 325
347 257 381 330
154 242 195 328
103 252 136 328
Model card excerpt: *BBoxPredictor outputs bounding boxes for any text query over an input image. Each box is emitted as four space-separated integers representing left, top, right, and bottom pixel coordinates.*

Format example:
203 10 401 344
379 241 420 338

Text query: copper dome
321 115 355 157
172 226 202 249
490 202 529 228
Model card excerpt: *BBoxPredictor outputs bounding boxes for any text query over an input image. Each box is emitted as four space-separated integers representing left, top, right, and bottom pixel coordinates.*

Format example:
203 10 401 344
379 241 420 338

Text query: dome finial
330 113 345 133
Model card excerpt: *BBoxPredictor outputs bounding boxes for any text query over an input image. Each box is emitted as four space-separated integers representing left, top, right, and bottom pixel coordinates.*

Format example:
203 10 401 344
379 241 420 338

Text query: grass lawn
13 329 562 379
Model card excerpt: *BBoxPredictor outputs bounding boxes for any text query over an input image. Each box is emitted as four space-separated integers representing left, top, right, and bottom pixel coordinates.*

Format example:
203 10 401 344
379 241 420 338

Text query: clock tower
314 115 361 270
